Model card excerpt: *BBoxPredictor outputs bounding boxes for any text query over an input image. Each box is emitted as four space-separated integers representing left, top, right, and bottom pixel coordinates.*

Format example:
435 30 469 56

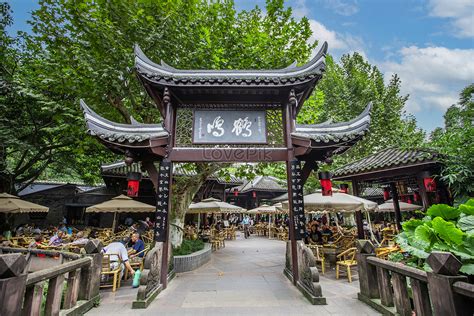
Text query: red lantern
421 171 437 192
383 187 390 201
407 198 412 204
127 172 142 197
339 184 349 194
318 171 332 196
233 188 239 196
252 191 257 198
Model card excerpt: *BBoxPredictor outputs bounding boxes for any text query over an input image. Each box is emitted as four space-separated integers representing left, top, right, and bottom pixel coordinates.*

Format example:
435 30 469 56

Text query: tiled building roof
101 161 243 185
232 176 287 193
333 148 440 179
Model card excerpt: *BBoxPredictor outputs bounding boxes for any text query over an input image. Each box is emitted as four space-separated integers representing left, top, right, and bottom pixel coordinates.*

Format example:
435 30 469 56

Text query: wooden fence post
426 252 471 316
356 240 379 300
78 240 103 301
0 253 28 316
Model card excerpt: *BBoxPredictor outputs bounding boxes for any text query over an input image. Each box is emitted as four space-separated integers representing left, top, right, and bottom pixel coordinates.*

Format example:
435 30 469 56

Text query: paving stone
86 236 380 315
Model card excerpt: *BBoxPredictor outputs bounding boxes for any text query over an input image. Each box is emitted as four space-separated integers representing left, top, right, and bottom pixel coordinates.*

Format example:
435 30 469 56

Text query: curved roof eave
134 42 328 79
80 99 169 143
293 102 372 139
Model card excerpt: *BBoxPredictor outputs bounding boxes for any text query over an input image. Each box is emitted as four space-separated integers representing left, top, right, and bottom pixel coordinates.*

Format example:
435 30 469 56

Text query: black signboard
154 160 172 242
290 160 306 240
193 110 267 144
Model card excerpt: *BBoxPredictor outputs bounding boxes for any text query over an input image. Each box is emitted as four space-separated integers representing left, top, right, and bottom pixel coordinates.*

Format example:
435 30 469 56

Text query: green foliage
298 53 426 171
395 199 474 275
173 239 205 256
457 215 474 234
426 204 460 220
428 84 474 198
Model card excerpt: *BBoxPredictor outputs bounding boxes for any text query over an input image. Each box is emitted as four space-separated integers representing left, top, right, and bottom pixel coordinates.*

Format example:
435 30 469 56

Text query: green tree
17 0 315 245
298 53 426 169
429 84 474 198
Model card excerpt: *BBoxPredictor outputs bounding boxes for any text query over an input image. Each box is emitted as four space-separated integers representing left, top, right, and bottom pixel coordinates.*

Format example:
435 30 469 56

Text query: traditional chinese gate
81 41 371 303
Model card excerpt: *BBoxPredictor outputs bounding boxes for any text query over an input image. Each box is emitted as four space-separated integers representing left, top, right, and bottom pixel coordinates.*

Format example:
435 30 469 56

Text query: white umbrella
377 200 422 212
187 198 244 214
281 191 378 213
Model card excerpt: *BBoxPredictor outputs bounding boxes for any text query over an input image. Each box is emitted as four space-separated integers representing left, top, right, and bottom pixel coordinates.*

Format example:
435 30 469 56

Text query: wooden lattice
174 106 285 148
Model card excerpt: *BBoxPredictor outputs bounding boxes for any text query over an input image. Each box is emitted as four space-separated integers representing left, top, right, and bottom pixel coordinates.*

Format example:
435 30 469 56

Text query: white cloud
321 0 359 16
382 46 474 113
308 20 366 58
428 0 474 38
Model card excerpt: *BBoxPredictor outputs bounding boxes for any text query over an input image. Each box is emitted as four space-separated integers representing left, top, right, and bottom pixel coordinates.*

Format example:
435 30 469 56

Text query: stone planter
173 243 212 273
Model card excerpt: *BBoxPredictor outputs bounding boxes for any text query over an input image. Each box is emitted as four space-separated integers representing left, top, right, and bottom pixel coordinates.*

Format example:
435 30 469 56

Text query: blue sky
8 0 474 132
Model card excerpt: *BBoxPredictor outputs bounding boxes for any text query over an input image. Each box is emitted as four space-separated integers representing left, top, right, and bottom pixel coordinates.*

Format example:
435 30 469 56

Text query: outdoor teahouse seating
335 247 358 283
125 246 150 280
307 244 326 274
100 253 122 292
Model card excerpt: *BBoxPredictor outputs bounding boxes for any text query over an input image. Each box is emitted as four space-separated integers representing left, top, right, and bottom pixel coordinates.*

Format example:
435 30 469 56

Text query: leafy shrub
395 199 474 275
173 239 205 256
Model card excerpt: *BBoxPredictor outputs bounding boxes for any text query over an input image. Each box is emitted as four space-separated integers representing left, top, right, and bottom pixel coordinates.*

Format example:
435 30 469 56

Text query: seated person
307 225 323 244
29 234 46 257
68 231 89 246
49 231 65 246
0 235 13 247
103 240 135 279
58 224 68 233
127 233 145 258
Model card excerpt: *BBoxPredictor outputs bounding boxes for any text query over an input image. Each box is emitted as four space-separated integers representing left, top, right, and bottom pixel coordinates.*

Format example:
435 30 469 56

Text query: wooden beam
390 182 402 231
301 160 317 186
168 148 288 162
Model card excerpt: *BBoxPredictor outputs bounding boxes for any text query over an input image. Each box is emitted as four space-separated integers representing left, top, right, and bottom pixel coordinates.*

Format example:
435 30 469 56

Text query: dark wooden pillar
390 182 402 231
284 92 299 285
416 173 430 211
352 180 364 239
154 159 173 288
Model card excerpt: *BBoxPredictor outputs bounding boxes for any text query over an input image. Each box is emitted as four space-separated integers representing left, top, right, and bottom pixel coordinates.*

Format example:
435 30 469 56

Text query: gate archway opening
81 41 371 303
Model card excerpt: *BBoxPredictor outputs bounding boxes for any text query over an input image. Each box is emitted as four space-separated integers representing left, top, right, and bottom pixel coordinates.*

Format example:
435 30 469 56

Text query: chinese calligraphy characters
207 116 224 137
231 117 252 137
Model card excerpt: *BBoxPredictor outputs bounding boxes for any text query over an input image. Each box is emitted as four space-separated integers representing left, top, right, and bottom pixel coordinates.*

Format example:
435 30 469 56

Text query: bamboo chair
308 244 326 274
336 247 358 283
125 247 150 280
100 253 122 292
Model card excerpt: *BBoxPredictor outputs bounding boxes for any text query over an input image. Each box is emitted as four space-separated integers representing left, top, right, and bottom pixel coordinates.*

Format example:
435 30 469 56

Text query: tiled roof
232 176 287 193
101 161 243 185
80 100 168 144
292 103 371 144
134 43 327 88
333 148 440 178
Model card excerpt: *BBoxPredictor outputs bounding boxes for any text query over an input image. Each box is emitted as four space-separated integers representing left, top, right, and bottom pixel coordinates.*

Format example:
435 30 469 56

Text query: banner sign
290 160 306 240
154 160 172 242
193 110 267 144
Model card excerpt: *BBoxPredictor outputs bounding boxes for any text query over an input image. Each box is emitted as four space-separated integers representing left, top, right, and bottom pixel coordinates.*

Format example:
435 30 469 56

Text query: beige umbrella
187 198 244 214
0 193 49 213
247 204 287 237
281 191 378 213
86 195 155 231
247 204 281 215
377 200 422 212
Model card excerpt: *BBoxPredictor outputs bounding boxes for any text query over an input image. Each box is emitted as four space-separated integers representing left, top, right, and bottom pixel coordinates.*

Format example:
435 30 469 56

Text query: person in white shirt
103 241 135 279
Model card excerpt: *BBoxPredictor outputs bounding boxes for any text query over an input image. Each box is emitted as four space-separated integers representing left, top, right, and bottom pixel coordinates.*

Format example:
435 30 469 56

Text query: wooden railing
0 240 103 316
356 240 474 316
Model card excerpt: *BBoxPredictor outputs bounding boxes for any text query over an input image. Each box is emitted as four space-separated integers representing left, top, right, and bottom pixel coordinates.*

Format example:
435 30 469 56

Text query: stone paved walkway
87 235 380 315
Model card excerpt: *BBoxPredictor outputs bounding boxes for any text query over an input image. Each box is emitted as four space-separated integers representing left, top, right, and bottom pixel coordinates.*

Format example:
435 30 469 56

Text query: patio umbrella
247 204 282 215
281 191 378 213
187 198 244 214
188 198 244 228
377 200 422 212
0 193 49 213
86 195 155 232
